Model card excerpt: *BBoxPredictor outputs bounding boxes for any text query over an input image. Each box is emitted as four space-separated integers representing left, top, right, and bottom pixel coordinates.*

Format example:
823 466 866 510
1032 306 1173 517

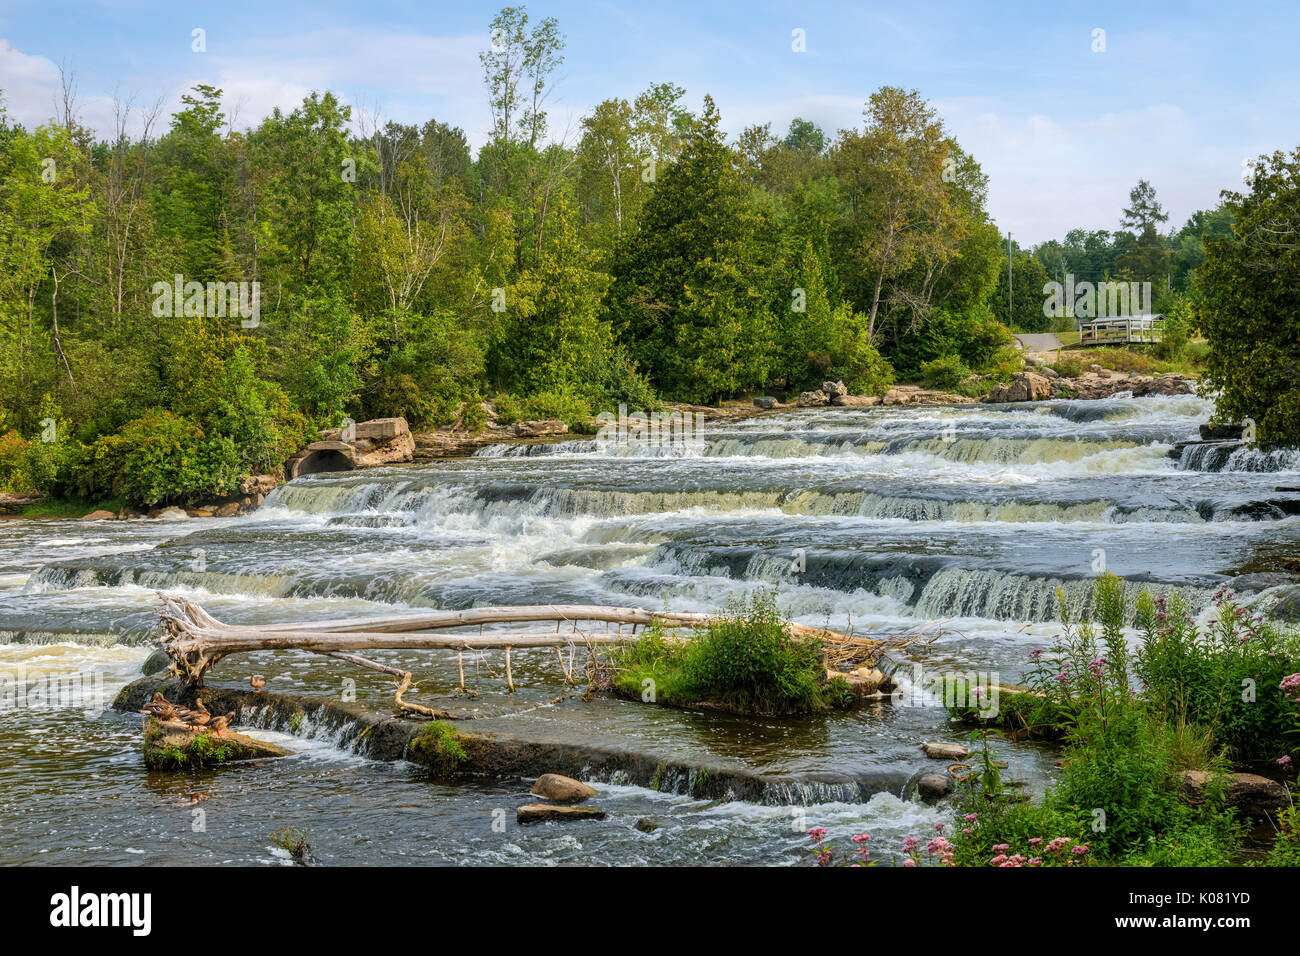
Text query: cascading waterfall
2 389 1298 863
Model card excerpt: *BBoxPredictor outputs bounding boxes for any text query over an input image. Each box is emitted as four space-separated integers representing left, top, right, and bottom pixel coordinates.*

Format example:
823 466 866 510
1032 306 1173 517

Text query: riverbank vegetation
2 5 1282 507
935 575 1300 866
611 590 854 715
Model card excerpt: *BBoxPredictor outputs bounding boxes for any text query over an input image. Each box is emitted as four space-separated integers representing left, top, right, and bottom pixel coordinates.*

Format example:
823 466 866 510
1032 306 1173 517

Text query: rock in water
917 773 954 799
516 803 606 823
922 742 970 760
141 716 292 770
831 394 879 406
753 396 778 409
530 773 597 803
635 817 660 833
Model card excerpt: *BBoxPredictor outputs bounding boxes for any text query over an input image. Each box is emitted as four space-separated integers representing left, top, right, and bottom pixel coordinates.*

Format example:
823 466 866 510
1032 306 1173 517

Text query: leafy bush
920 354 969 391
79 411 241 507
613 590 845 715
0 430 31 492
513 389 595 431
1265 806 1300 867
1134 587 1300 761
1051 355 1086 378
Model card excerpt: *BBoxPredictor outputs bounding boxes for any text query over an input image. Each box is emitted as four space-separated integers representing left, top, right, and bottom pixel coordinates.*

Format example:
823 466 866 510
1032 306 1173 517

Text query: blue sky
1 0 1295 244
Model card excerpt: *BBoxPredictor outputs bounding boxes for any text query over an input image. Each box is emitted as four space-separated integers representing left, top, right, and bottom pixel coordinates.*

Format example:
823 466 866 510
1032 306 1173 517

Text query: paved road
1014 333 1063 352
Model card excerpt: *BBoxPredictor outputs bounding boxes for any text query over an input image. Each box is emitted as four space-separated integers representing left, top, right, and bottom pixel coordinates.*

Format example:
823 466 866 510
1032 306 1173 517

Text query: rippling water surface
3 392 1298 864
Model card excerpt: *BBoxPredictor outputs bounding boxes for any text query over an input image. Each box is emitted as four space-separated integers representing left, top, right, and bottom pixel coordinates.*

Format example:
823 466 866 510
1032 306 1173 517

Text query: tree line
0 6 1294 506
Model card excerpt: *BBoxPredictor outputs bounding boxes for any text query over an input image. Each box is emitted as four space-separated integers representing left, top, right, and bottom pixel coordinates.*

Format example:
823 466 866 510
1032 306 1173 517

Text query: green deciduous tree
1199 147 1300 446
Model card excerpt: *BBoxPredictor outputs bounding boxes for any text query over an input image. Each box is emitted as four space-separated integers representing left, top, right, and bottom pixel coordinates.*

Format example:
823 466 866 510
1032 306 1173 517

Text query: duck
140 692 178 720
188 698 212 729
207 711 235 735
250 674 266 693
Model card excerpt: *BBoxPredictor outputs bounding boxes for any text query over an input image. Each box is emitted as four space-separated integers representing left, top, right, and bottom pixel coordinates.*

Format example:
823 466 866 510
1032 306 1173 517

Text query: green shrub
79 411 241 507
613 590 843 716
515 389 595 432
920 354 970 392
1264 807 1300 867
0 430 31 492
1134 588 1300 761
1051 355 1086 378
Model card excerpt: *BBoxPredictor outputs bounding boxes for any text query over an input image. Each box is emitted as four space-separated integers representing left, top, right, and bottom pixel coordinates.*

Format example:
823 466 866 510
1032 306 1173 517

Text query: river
2 391 1298 865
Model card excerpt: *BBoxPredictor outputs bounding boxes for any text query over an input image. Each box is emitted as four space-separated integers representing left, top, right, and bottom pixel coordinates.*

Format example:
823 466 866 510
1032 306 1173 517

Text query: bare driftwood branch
154 595 897 717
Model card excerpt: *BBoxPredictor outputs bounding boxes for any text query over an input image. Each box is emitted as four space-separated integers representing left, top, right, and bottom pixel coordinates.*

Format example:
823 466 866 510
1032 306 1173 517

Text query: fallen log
154 595 917 718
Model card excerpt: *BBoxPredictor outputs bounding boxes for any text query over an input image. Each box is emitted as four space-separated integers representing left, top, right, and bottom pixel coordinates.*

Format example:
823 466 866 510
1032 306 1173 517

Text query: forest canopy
0 6 1286 504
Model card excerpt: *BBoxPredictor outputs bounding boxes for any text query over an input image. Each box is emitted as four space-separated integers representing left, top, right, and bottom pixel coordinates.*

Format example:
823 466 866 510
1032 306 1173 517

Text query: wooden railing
1078 317 1163 345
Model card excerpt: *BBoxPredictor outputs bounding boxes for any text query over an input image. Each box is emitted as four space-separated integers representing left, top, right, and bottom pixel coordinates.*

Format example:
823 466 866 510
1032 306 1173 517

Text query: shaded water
3 392 1299 865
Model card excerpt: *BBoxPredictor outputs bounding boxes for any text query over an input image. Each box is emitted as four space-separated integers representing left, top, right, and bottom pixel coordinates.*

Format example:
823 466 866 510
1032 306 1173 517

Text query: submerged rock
530 773 597 803
635 816 660 833
517 803 606 823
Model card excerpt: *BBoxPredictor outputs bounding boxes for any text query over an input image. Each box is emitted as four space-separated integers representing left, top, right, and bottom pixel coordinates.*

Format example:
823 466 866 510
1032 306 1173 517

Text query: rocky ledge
983 369 1196 403
112 675 938 805
793 380 974 409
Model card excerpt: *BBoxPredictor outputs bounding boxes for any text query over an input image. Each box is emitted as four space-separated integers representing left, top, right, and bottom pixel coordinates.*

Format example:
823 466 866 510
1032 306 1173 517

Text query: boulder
798 389 828 407
214 502 241 517
155 506 189 521
516 803 606 823
353 430 415 468
753 396 778 409
239 473 281 496
923 742 969 760
882 389 909 406
983 372 1051 404
1177 771 1290 817
530 773 597 803
917 773 954 799
0 492 41 514
81 510 116 521
821 380 848 399
353 417 408 442
510 419 568 439
827 668 877 699
831 394 880 407
1267 586 1300 622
